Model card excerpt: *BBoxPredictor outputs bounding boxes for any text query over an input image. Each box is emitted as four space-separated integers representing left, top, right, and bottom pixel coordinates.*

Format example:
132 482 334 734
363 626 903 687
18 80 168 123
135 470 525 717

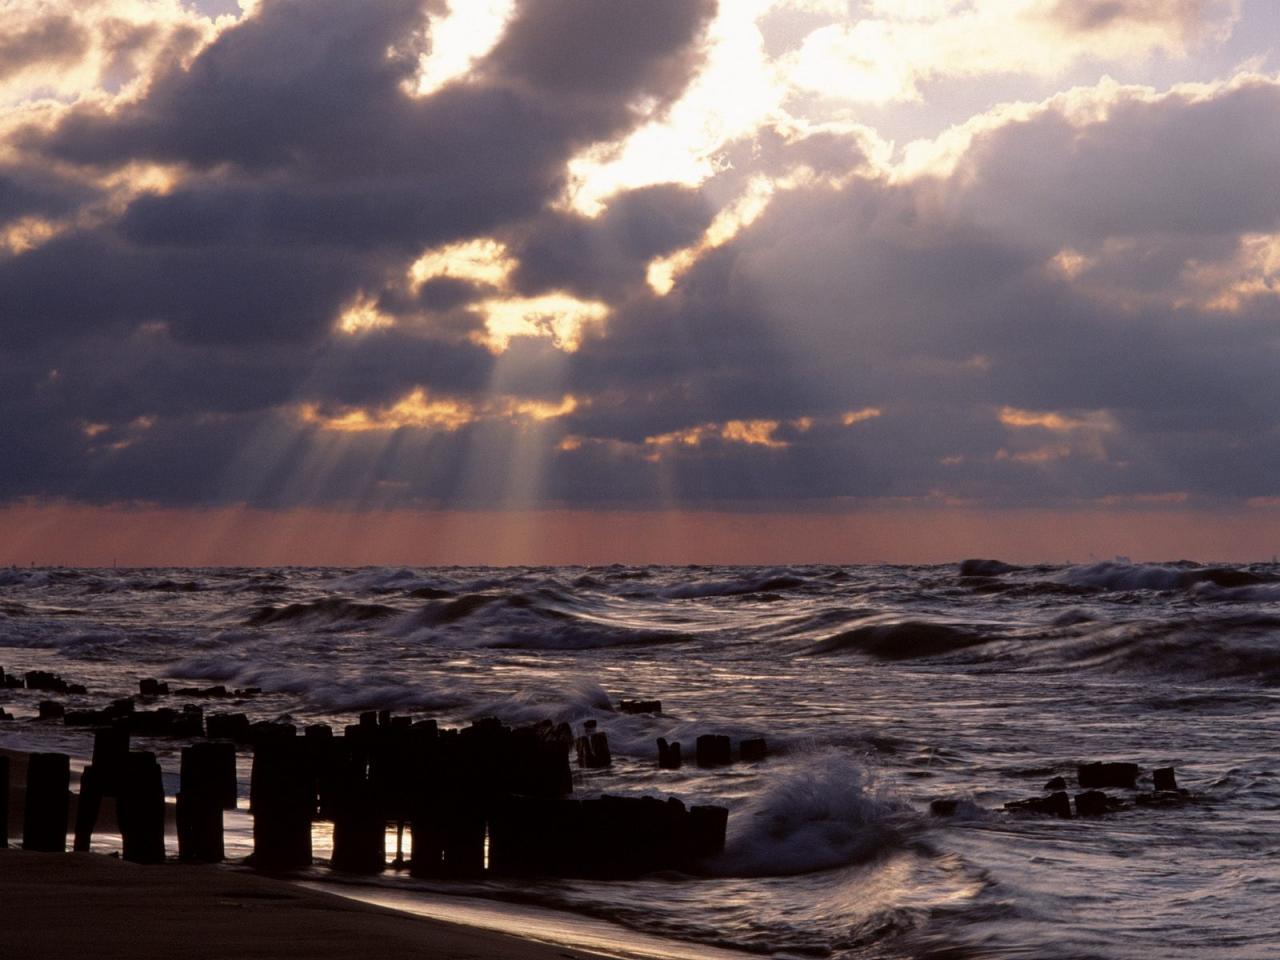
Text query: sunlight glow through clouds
414 0 516 96
559 407 882 462
782 0 1238 107
0 0 241 108
999 407 1116 433
399 237 608 352
298 389 578 434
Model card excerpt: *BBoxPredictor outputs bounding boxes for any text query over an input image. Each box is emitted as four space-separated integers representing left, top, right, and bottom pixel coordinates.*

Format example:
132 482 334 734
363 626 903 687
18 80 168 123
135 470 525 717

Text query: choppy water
2 561 1279 959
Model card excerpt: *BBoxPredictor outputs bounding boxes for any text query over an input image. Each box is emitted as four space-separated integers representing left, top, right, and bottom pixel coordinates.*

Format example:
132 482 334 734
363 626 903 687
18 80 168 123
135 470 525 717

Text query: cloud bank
0 0 1277 537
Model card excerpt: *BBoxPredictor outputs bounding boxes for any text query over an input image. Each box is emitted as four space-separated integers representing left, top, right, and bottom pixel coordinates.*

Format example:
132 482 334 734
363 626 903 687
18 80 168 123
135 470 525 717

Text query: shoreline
0 849 616 960
2 742 748 960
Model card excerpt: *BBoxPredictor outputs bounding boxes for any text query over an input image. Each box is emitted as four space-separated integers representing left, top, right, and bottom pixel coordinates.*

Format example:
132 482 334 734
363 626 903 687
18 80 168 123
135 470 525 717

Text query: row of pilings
2 713 730 879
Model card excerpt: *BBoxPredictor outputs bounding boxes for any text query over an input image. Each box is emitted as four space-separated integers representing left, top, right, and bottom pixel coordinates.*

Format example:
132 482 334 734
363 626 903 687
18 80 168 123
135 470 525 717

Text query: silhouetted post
119 751 166 864
73 765 104 852
1077 762 1138 789
178 743 231 863
1153 767 1178 792
23 752 70 852
92 727 130 797
0 754 9 848
688 805 728 858
740 738 767 762
331 779 385 874
657 737 682 769
695 735 731 768
250 737 314 871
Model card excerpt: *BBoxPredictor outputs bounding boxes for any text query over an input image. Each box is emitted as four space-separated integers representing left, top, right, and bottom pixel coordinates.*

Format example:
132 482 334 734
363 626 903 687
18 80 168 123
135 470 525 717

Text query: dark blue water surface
2 561 1278 958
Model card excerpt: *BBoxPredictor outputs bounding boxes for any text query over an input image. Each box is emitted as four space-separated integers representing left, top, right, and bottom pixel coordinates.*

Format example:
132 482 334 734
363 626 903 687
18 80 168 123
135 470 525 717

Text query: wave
958 559 1023 577
658 570 809 600
1056 613 1280 684
389 591 695 650
712 752 910 876
245 597 401 628
1059 561 1280 594
168 654 469 714
807 619 992 660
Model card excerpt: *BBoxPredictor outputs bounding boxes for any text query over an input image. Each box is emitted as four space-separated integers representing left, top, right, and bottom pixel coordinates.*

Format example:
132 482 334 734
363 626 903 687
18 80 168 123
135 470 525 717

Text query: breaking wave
807 620 992 659
245 597 402 628
713 753 911 876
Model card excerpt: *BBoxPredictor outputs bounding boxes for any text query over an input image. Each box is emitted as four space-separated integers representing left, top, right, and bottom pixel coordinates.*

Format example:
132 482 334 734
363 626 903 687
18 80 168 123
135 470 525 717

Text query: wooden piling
250 737 314 872
119 752 166 864
695 734 731 768
331 780 385 874
92 727 130 796
23 752 70 852
177 743 232 863
0 754 8 848
73 765 103 852
657 737 683 770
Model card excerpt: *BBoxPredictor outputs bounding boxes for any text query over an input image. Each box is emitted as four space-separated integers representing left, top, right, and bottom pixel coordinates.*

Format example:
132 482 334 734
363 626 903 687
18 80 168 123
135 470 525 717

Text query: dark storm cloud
487 0 716 112
547 81 1280 507
0 165 98 222
509 184 712 299
0 0 723 507
0 229 380 348
0 14 88 81
950 81 1280 244
3 0 1277 513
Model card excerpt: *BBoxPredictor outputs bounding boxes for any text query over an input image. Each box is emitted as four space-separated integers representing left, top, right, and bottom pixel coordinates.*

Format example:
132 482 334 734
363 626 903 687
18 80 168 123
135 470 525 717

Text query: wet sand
2 746 613 960
0 849 612 960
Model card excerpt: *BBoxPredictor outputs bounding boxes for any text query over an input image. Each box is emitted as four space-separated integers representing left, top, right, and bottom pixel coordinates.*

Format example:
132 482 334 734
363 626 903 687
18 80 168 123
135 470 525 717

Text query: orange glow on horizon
1 501 1277 567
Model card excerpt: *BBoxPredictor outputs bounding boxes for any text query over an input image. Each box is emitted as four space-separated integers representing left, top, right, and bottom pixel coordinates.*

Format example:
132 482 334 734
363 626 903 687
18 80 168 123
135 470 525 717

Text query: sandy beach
0 849 616 960
2 745 617 960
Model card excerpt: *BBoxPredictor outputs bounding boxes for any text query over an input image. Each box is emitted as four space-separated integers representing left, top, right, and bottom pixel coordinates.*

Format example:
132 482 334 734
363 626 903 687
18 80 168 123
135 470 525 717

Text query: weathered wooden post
92 727 130 797
695 735 732 768
23 752 70 852
118 751 166 864
177 742 230 863
250 736 314 871
331 778 385 874
657 737 682 769
688 804 729 858
0 754 9 848
73 765 103 852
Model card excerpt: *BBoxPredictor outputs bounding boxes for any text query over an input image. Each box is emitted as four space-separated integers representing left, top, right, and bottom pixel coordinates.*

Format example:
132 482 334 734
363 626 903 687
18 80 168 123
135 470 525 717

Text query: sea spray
712 750 912 877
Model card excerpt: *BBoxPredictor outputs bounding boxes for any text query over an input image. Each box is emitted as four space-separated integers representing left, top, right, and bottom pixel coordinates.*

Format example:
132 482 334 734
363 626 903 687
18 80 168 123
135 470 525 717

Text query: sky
1 0 1279 565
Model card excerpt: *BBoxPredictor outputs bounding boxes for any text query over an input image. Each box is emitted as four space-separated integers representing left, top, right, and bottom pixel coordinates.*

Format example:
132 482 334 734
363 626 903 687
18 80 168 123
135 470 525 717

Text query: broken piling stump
178 742 235 863
119 751 166 864
139 678 169 697
739 738 767 763
657 737 682 770
250 737 315 871
23 752 70 852
1004 791 1072 819
1074 790 1111 817
1078 762 1138 789
688 804 729 858
1153 767 1178 792
331 779 386 874
576 731 612 768
73 765 104 852
0 754 8 847
695 734 731 768
92 727 130 797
